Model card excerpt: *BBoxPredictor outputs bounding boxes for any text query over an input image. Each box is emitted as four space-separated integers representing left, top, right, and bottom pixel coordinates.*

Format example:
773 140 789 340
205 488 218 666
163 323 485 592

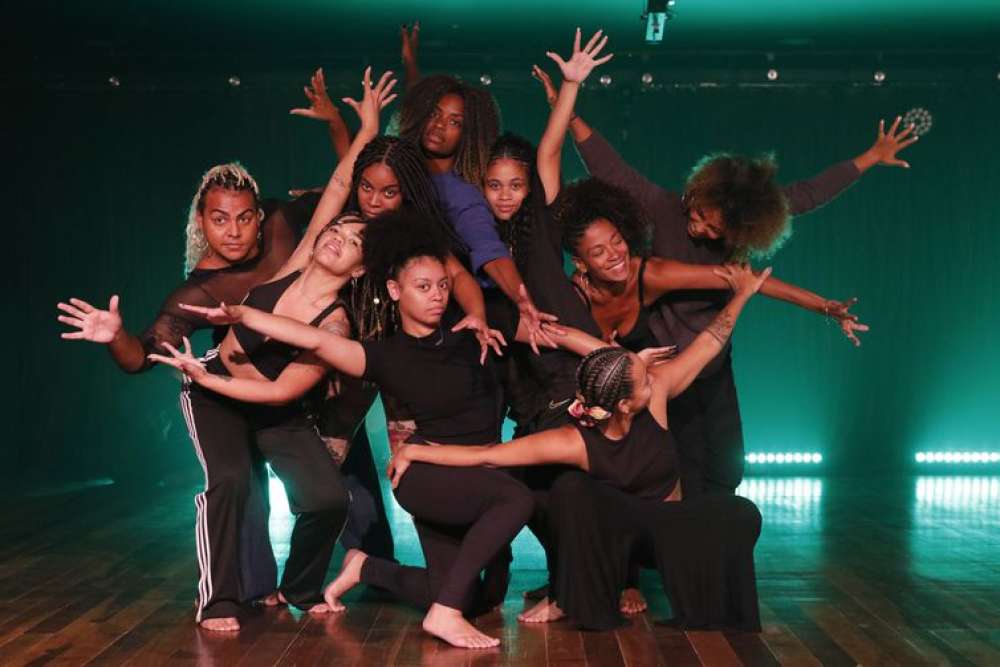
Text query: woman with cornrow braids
386 263 770 632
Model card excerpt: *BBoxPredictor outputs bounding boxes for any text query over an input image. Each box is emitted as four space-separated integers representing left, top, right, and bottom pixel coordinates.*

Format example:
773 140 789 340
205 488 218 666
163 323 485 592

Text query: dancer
386 263 769 631
532 64 900 496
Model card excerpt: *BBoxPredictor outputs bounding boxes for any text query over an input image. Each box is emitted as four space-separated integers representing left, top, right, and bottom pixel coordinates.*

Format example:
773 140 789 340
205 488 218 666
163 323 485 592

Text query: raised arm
289 67 352 160
387 425 587 487
179 303 367 378
401 22 421 89
279 67 399 277
650 265 767 404
537 29 613 205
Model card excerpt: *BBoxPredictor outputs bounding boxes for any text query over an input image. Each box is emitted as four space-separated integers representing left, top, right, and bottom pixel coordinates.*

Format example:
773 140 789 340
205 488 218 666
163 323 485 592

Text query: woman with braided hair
386 263 769 632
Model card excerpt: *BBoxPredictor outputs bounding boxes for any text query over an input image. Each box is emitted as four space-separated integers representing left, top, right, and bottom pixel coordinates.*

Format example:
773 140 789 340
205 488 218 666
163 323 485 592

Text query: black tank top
206 271 346 380
575 410 679 500
578 257 659 352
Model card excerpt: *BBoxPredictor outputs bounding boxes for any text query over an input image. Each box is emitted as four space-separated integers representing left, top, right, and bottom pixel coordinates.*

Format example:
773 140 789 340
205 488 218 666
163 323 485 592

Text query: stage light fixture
873 70 886 83
108 76 121 88
641 72 654 86
903 107 933 136
599 74 613 87
915 451 1000 464
228 76 241 87
766 68 779 81
643 0 676 44
746 452 823 465
479 74 493 86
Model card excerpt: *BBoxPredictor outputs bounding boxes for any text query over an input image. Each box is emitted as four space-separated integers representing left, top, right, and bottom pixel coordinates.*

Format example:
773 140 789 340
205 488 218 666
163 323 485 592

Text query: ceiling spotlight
228 76 241 87
873 70 886 83
643 0 676 44
641 72 654 86
107 76 121 88
766 68 779 81
479 73 493 86
599 74 612 87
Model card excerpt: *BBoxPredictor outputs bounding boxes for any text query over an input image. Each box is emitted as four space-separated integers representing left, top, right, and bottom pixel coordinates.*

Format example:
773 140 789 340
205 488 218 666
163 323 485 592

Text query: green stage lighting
915 451 1000 464
745 452 823 464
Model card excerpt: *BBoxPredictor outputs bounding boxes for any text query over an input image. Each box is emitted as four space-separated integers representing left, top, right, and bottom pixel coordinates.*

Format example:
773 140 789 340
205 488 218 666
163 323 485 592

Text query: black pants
180 383 349 621
238 455 277 602
361 462 533 613
339 426 395 559
667 353 745 497
547 472 761 632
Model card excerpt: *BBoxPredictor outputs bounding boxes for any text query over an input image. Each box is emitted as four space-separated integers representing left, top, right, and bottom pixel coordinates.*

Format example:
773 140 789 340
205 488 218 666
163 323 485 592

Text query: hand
387 444 415 489
58 296 123 343
545 28 613 84
387 420 416 455
341 67 398 138
637 345 678 367
824 297 871 347
516 284 562 354
400 22 420 69
865 117 918 168
147 337 208 379
713 264 772 297
289 68 342 123
452 314 507 365
288 187 323 197
178 302 242 325
531 65 559 108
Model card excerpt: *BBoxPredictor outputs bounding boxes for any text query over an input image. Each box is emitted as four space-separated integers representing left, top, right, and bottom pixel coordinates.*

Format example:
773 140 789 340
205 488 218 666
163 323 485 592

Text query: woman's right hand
387 444 416 489
713 264 772 297
545 28 613 85
58 296 122 343
178 302 243 325
147 337 208 380
289 68 342 123
531 65 559 108
341 67 399 138
400 22 420 70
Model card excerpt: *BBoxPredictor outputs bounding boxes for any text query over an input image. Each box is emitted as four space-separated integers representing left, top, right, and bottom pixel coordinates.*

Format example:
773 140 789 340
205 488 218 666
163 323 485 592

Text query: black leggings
181 383 349 621
547 471 761 632
668 353 745 497
361 462 533 613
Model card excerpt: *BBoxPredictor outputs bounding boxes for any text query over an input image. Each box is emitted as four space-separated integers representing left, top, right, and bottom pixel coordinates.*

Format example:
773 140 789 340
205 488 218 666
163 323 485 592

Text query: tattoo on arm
321 320 350 338
705 305 737 345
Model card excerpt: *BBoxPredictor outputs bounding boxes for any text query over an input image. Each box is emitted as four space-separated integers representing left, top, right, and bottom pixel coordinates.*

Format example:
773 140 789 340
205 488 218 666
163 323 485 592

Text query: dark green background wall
6 3 1000 489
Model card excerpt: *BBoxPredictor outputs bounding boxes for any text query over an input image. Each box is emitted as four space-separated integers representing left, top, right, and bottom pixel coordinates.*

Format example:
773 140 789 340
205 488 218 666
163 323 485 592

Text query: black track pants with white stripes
181 383 349 622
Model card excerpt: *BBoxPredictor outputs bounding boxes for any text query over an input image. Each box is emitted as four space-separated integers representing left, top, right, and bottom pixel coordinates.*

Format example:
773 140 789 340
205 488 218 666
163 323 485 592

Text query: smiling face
483 158 530 221
387 255 451 330
312 221 366 278
421 93 464 158
686 197 726 241
356 163 402 220
196 187 261 265
573 218 631 283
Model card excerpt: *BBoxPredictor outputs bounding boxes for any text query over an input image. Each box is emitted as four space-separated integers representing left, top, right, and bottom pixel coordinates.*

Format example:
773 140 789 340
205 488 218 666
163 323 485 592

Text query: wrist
853 149 879 172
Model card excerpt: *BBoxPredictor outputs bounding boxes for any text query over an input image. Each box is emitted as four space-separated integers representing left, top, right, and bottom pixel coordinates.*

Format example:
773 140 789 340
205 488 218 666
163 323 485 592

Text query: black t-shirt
361 302 518 445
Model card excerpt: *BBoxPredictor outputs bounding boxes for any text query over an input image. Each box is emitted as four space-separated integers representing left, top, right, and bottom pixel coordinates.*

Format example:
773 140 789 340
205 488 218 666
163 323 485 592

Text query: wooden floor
2 474 999 666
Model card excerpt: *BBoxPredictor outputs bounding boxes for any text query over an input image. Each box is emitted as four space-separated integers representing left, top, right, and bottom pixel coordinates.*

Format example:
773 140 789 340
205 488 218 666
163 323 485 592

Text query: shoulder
435 172 486 206
319 307 352 338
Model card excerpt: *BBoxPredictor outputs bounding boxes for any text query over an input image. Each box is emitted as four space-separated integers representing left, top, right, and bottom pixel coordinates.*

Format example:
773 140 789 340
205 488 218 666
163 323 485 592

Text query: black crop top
575 409 679 500
206 271 345 380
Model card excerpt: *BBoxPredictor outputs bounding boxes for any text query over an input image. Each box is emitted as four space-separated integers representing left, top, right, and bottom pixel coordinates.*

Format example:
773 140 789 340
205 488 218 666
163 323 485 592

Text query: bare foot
323 549 367 612
307 602 334 614
199 616 240 632
517 597 566 623
619 587 648 615
422 603 500 649
262 590 287 607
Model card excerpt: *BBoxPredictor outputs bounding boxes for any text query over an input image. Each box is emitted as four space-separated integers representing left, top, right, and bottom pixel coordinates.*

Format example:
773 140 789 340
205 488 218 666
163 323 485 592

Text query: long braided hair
487 133 541 272
570 347 635 427
396 75 501 186
184 162 261 274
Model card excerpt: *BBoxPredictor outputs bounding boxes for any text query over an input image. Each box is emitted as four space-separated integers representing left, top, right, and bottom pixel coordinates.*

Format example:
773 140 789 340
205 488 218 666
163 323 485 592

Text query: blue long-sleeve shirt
431 171 509 283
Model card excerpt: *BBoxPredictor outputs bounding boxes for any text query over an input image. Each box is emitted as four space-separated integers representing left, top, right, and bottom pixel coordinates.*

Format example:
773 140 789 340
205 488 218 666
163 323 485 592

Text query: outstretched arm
289 67 352 159
278 67 398 278
537 28 613 205
387 425 587 488
179 303 367 378
58 295 151 372
401 22 421 89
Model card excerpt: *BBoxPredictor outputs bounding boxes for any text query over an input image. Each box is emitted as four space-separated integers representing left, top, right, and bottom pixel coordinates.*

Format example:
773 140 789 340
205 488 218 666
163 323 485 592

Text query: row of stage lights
745 452 823 465
915 451 1000 464
101 69 1000 90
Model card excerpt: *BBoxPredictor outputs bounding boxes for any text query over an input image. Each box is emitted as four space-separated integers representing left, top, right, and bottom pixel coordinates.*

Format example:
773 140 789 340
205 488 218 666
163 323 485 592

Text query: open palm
546 28 613 84
58 296 122 343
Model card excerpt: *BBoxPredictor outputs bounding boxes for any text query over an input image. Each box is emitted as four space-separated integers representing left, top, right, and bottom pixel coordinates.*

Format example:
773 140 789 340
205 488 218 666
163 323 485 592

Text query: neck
196 243 260 271
600 410 635 441
425 154 456 176
400 311 439 338
296 263 350 306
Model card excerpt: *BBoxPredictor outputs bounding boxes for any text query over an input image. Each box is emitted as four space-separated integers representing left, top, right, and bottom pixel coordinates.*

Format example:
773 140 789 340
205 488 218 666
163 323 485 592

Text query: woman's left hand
545 28 614 84
864 117 918 168
452 315 507 364
289 68 342 123
341 66 399 138
178 302 242 326
387 445 415 489
516 285 563 355
147 337 208 379
825 298 871 347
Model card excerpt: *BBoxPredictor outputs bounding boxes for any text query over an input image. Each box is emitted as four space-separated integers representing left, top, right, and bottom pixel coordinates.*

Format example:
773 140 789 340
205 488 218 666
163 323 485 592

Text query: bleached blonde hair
184 162 261 274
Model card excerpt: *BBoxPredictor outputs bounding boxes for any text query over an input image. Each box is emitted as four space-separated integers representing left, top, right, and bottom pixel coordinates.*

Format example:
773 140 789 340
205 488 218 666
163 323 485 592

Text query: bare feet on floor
619 587 648 614
323 548 367 612
422 603 500 649
199 616 240 632
517 597 566 623
262 590 331 613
